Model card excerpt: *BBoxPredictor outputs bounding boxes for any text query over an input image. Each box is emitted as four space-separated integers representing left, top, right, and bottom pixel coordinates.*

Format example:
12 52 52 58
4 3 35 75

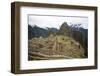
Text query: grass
28 35 85 60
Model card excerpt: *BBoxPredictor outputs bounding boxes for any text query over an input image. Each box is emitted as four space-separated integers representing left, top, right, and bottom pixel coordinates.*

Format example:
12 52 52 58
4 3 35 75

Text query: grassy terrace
28 35 85 60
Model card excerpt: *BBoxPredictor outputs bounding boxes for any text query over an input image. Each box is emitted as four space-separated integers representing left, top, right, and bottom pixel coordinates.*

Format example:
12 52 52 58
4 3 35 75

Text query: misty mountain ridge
28 22 88 40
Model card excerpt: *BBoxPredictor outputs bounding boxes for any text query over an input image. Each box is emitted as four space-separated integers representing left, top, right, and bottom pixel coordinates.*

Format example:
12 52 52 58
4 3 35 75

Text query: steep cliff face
58 22 88 57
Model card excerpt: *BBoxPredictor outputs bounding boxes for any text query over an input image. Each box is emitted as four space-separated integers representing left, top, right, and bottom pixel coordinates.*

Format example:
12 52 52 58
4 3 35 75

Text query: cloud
29 15 88 29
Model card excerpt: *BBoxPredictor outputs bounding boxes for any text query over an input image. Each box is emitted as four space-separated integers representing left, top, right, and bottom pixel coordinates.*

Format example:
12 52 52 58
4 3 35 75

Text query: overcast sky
28 15 88 29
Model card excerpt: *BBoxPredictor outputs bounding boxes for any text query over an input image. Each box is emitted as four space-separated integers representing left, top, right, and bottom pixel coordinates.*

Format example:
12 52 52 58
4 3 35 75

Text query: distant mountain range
28 25 49 38
28 22 88 57
28 25 59 39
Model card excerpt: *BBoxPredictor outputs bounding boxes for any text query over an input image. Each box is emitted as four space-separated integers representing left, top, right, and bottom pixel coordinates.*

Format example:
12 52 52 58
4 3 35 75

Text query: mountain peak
59 22 70 36
61 22 69 27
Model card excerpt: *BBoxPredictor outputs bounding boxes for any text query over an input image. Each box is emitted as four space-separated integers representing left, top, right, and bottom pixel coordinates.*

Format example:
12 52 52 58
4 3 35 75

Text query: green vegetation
28 22 87 60
28 34 85 60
